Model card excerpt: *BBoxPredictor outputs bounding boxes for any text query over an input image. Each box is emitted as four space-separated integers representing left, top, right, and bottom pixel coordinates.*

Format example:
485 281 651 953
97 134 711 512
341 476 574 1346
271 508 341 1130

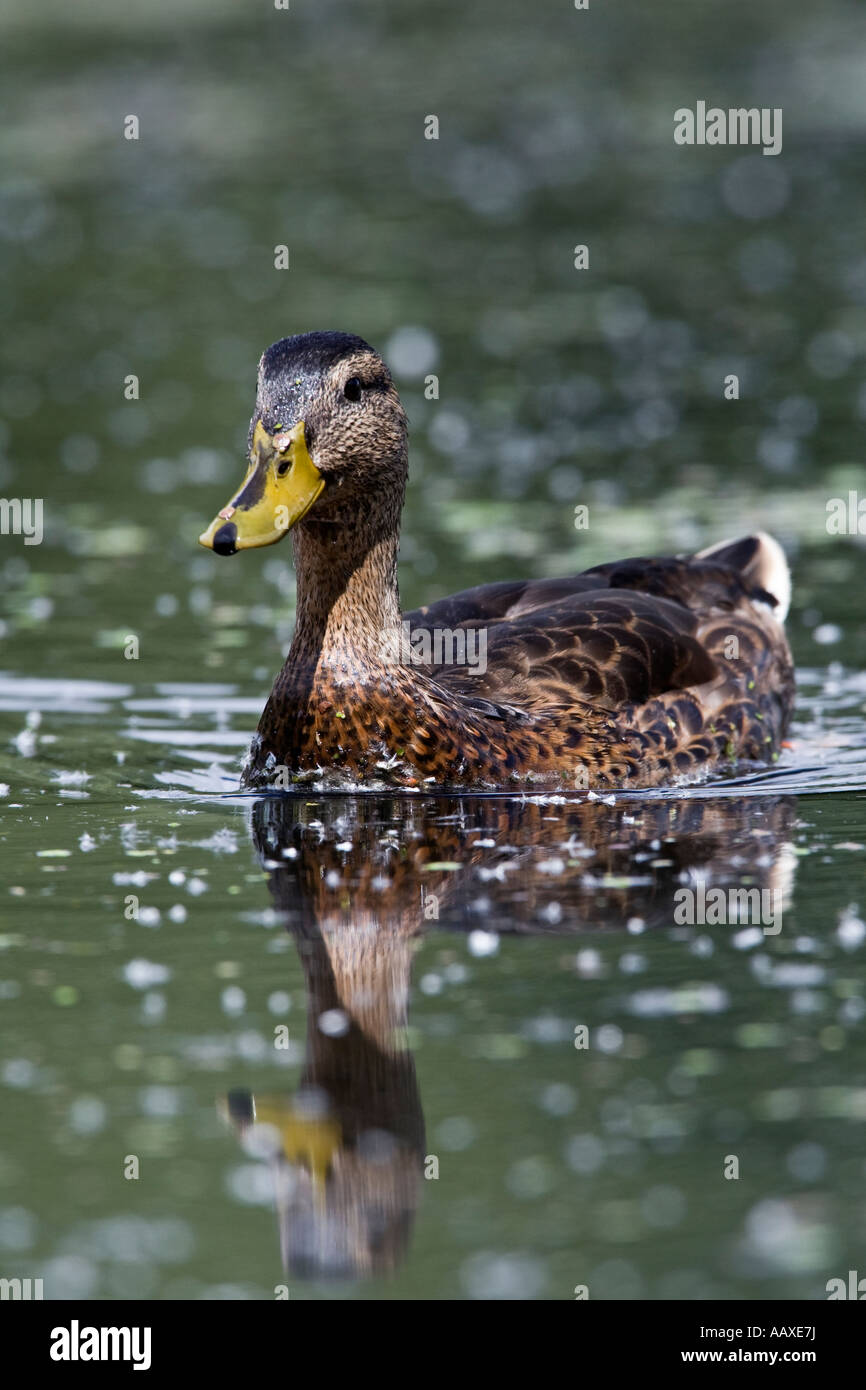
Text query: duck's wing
405 575 603 629
405 538 781 629
404 538 785 714
413 588 719 712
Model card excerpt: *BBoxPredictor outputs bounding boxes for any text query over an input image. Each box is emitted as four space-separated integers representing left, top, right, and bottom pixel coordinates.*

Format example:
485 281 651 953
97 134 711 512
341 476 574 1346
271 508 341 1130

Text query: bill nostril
213 522 238 556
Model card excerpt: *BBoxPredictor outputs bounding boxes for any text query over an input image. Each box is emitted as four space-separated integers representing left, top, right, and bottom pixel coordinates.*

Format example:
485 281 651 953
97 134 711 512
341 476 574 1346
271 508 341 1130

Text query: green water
1 0 865 1299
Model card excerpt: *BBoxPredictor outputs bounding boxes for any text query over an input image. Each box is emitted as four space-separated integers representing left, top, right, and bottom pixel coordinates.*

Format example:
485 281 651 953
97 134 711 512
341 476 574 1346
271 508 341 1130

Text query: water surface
1 0 866 1300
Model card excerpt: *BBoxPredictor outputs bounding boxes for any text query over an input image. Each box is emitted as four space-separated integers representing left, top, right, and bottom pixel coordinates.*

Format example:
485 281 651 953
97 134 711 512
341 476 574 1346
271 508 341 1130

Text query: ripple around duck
135 663 866 803
2 665 864 804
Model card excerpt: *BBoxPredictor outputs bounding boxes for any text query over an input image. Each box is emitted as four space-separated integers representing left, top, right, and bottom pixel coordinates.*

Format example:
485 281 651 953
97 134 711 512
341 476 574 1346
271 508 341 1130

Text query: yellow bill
220 1092 341 1194
199 419 325 555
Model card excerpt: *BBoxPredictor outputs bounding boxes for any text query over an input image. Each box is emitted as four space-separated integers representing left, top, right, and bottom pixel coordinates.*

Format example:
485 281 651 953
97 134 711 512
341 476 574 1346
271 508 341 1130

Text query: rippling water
1 664 865 1298
1 0 866 1301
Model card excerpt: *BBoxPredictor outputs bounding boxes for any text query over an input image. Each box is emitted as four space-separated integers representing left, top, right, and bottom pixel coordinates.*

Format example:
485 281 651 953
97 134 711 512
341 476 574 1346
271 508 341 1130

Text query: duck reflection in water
222 789 797 1281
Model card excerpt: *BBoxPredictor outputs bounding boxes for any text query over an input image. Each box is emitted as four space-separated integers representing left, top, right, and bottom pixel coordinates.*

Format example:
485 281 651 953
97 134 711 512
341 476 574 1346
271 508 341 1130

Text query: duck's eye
343 377 363 402
276 459 291 477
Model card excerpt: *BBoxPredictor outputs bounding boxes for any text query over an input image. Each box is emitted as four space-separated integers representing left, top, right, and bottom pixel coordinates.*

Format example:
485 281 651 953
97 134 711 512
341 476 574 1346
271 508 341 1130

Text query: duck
199 330 795 790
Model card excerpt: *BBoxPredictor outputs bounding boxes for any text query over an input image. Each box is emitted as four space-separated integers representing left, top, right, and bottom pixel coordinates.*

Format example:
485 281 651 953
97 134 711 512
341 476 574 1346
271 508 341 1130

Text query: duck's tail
696 532 791 623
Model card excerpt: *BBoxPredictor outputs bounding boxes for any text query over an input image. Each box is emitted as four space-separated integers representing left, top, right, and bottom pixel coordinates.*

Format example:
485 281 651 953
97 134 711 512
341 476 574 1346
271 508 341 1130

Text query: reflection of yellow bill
252 1096 342 1189
220 1091 342 1213
199 420 324 555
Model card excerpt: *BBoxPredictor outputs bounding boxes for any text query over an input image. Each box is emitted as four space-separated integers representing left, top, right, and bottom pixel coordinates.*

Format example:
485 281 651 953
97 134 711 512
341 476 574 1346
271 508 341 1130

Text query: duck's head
199 331 408 555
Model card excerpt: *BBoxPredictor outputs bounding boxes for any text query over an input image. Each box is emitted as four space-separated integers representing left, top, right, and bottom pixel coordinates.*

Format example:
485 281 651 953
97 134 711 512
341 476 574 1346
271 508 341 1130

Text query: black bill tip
212 522 238 556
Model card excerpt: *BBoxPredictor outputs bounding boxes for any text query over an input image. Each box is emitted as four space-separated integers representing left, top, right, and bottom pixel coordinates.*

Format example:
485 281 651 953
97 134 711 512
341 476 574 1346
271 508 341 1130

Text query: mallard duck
199 331 794 790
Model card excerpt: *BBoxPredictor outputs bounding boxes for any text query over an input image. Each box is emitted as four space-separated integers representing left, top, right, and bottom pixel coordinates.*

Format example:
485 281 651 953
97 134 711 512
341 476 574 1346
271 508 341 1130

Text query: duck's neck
288 497 403 680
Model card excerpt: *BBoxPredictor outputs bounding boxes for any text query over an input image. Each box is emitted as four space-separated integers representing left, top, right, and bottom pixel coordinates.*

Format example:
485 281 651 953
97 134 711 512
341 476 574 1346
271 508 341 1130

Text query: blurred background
1 0 865 678
0 0 865 1301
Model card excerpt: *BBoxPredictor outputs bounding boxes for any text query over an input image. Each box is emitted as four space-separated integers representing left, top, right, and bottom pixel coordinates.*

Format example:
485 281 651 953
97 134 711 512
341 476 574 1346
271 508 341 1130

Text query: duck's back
405 533 794 786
